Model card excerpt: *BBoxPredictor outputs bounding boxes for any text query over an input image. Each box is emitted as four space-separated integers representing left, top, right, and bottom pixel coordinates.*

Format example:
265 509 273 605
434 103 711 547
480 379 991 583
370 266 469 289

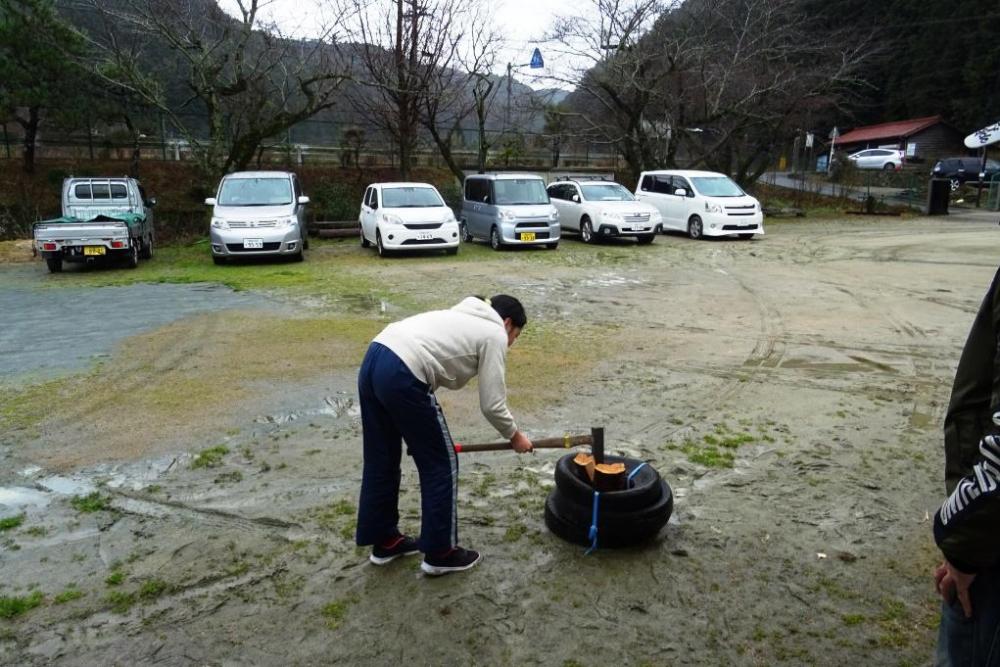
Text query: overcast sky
220 0 586 89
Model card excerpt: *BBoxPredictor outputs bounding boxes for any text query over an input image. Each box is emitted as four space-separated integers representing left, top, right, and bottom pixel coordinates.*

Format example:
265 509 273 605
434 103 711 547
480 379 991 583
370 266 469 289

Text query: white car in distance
635 170 764 240
359 182 460 256
547 179 662 244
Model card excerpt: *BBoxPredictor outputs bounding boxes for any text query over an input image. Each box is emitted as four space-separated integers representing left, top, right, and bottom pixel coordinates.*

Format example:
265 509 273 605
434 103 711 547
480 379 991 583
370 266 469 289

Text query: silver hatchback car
460 173 560 250
206 171 310 264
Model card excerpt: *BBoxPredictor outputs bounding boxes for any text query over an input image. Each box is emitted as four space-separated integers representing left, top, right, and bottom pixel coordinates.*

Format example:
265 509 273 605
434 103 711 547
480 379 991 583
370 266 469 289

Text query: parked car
33 177 156 273
206 171 309 264
846 148 905 171
460 173 560 250
547 179 661 244
358 182 459 256
634 170 764 240
931 156 1000 191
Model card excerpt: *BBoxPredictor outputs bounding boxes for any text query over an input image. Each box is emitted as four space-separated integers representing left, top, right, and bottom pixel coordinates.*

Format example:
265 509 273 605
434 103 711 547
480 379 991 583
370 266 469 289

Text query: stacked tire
544 454 673 548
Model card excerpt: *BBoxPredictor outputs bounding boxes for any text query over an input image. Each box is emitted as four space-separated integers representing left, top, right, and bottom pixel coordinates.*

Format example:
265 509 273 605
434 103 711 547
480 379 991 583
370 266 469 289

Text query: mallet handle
454 434 593 453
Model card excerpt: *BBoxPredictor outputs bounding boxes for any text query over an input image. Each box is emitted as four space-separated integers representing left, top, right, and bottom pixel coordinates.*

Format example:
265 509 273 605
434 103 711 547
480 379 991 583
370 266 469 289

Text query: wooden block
592 462 626 492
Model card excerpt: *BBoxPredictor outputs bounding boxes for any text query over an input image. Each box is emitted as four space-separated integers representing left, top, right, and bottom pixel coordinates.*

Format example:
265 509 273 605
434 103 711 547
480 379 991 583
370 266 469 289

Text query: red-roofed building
834 115 964 163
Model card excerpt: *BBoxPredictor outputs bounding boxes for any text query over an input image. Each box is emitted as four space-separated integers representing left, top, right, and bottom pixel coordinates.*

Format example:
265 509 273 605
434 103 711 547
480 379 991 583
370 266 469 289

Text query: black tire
580 217 594 243
376 230 388 257
687 215 704 240
543 481 673 549
292 249 304 262
360 228 371 248
636 234 655 245
45 257 63 273
461 222 474 243
302 233 310 251
212 255 226 266
139 234 153 259
554 454 663 512
124 240 139 268
739 233 754 240
490 226 503 251
445 246 458 256
546 242 558 250
883 162 896 171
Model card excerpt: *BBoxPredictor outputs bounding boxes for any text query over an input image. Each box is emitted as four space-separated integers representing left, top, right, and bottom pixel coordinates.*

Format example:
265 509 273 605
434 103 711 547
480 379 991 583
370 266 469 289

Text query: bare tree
553 0 873 184
349 0 466 180
83 0 351 178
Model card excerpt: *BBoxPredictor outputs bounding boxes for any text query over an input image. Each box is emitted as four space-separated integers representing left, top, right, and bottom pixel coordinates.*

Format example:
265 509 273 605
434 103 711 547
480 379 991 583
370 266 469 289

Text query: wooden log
573 452 595 482
317 228 361 239
592 462 627 492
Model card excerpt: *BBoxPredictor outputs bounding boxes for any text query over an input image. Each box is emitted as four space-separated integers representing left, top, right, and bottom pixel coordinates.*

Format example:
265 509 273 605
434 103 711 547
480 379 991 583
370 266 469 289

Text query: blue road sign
530 48 544 69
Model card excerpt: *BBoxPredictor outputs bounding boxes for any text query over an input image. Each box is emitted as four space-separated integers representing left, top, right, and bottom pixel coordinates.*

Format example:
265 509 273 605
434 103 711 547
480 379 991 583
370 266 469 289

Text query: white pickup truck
33 177 156 273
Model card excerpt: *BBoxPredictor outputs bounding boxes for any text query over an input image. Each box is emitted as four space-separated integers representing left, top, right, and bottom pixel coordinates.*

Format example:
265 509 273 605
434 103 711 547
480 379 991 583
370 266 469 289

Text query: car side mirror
298 195 310 205
482 195 490 204
145 198 157 208
674 188 687 197
204 197 217 206
572 194 580 203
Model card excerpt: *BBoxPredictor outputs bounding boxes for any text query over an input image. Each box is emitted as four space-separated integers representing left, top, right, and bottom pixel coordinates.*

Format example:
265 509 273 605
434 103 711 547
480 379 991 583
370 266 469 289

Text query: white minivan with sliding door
635 170 764 240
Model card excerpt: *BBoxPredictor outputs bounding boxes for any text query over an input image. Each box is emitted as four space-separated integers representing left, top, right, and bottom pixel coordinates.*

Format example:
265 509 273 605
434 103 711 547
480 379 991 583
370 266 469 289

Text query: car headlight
650 211 663 222
499 209 516 222
381 214 403 225
442 212 457 223
211 218 229 230
549 209 560 221
602 211 623 221
705 202 724 214
277 216 298 227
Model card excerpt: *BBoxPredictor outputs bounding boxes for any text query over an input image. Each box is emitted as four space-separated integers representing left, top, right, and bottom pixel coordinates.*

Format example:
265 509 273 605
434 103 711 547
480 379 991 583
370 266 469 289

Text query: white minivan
359 182 459 256
635 170 764 240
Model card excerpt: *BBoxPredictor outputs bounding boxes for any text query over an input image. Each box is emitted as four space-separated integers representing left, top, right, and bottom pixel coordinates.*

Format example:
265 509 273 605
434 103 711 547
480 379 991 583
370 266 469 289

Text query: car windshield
381 187 444 208
494 179 548 205
691 176 745 197
218 178 292 206
580 184 635 201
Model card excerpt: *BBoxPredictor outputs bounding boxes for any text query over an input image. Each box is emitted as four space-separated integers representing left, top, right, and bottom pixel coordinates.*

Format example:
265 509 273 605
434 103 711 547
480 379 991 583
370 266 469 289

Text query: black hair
489 294 527 329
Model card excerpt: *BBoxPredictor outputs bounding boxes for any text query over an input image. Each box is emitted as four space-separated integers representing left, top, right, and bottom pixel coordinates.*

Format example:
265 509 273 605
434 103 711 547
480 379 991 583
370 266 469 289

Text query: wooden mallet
453 427 603 455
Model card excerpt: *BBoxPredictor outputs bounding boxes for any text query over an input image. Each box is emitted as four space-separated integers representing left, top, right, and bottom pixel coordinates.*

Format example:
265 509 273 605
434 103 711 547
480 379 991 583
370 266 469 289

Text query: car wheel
636 234 654 245
125 240 139 268
687 215 704 240
445 246 458 256
212 255 226 266
883 162 896 171
376 230 388 257
950 178 961 192
461 221 474 243
292 247 304 262
360 228 371 248
490 226 503 251
546 242 558 250
580 217 594 243
543 481 673 548
140 234 153 259
739 233 754 240
302 232 309 251
45 257 63 273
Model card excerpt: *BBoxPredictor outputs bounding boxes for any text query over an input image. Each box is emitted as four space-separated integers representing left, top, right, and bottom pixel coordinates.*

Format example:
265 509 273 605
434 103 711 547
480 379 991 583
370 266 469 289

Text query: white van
635 170 764 240
206 171 310 264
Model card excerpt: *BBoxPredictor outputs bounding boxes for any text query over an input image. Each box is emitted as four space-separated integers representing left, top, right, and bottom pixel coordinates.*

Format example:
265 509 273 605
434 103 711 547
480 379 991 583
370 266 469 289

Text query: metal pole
505 62 512 135
160 113 167 161
87 112 94 161
2 122 9 159
591 426 605 464
976 148 987 208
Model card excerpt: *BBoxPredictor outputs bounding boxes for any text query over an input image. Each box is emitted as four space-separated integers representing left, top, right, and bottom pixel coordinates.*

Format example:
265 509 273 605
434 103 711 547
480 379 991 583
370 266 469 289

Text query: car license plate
83 246 105 256
416 232 433 241
243 238 264 249
519 232 536 241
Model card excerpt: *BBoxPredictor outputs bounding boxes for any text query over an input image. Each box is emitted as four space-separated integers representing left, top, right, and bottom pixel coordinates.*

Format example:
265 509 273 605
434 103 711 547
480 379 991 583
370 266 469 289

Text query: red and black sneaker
420 546 482 576
369 534 420 565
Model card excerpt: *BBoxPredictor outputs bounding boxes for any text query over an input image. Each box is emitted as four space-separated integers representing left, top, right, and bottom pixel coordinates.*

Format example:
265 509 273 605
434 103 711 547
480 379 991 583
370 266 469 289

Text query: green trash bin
927 178 950 215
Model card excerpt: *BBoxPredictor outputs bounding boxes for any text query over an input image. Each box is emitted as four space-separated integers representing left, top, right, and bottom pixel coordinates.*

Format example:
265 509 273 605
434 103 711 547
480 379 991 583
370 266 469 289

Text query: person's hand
935 559 977 618
510 431 534 454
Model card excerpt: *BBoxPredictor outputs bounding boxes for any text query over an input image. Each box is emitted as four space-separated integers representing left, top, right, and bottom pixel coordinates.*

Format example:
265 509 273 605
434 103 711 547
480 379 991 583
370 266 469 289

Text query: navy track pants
355 342 459 554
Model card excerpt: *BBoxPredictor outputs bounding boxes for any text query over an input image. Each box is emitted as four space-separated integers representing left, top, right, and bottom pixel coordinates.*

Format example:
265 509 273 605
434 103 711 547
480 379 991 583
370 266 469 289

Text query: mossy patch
0 515 25 532
191 445 229 469
53 588 85 604
70 492 110 513
0 592 43 619
322 595 359 629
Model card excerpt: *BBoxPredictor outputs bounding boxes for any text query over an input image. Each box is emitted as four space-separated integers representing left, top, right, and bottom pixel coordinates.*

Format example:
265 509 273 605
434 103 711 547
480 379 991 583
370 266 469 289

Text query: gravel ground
1 213 999 666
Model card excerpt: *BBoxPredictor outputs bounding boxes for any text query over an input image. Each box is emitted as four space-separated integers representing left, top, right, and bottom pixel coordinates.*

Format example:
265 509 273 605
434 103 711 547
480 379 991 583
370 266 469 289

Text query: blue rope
585 491 600 555
627 462 649 487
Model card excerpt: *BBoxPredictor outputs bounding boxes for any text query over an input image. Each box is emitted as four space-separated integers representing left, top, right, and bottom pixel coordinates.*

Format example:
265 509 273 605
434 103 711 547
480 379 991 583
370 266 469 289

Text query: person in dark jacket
933 267 1000 665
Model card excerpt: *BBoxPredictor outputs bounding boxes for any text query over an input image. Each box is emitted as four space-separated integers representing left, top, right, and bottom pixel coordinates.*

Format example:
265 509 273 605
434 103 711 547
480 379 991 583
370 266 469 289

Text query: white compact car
846 148 904 171
547 179 661 244
635 170 764 240
359 182 460 256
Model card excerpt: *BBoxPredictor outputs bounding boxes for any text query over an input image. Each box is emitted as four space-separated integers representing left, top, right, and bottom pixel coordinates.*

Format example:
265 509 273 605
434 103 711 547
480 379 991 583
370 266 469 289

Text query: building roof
836 115 944 145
